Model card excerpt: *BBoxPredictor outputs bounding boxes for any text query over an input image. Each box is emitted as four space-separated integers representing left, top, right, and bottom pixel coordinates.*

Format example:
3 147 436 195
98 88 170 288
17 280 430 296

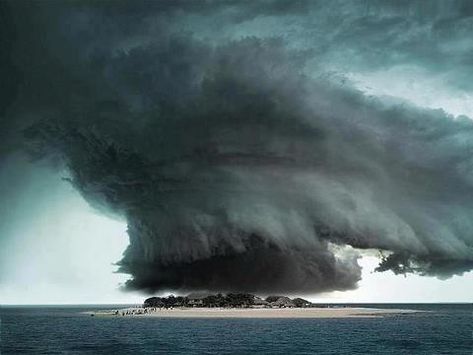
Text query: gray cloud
1 1 473 294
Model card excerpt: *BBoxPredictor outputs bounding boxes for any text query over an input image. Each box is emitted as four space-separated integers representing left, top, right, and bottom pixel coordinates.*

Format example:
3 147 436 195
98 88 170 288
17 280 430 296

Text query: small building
187 292 208 307
253 296 269 308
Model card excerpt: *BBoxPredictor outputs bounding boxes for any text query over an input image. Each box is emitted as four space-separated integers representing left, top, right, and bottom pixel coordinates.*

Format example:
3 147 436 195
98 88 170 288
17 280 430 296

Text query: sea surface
1 304 471 354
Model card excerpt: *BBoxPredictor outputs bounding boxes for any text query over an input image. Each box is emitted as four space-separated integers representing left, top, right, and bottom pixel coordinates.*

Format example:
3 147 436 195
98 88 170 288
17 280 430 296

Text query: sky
1 0 473 304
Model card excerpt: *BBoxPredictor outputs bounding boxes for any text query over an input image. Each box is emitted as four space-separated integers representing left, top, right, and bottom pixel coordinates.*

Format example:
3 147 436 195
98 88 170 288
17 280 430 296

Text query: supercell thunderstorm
2 1 473 293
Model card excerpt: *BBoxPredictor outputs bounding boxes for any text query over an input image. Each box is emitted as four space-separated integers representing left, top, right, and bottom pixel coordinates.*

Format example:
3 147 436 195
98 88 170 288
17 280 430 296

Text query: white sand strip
89 307 420 318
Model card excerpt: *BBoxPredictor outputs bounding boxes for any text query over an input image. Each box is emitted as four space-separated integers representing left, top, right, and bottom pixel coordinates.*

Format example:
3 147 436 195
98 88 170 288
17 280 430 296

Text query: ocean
1 304 471 354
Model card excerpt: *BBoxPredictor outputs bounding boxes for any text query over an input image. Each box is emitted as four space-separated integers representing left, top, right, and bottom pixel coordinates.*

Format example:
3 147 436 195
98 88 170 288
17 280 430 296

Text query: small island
143 293 312 309
89 293 418 318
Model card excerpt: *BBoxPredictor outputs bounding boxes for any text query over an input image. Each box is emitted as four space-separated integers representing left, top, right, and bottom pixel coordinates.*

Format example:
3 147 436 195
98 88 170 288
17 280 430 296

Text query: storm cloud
1 0 473 293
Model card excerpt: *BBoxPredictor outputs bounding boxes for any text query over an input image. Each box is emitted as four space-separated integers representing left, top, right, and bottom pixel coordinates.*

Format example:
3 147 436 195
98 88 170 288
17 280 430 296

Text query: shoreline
87 307 421 319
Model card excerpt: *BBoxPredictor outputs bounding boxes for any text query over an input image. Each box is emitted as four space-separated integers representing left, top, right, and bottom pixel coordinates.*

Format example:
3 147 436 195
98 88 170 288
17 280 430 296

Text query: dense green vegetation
143 294 312 308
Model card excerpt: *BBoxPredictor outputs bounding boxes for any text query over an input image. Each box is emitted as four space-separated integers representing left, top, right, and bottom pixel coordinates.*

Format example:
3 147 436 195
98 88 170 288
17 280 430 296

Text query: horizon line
2 301 471 307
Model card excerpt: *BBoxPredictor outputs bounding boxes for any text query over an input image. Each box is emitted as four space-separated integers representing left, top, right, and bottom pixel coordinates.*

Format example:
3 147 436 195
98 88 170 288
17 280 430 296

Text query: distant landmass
143 293 313 309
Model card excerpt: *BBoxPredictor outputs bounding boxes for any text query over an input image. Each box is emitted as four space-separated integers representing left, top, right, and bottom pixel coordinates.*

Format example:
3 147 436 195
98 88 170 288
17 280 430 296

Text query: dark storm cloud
315 1 473 92
1 0 473 293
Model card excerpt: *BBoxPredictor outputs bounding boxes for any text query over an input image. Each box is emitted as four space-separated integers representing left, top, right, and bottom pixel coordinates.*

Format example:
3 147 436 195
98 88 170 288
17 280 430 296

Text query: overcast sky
1 1 472 304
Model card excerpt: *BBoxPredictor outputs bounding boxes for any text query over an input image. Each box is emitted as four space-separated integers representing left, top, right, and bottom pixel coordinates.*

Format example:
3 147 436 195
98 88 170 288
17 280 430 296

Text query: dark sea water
1 304 471 354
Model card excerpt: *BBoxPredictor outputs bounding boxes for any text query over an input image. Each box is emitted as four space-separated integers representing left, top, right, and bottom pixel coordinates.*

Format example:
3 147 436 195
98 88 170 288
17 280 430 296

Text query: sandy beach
89 307 419 319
